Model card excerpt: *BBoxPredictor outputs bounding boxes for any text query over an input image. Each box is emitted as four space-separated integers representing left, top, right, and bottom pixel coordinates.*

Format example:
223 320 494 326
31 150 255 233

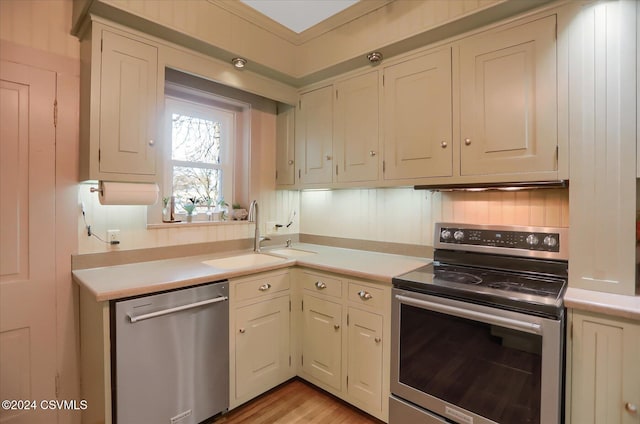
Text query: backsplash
300 188 569 247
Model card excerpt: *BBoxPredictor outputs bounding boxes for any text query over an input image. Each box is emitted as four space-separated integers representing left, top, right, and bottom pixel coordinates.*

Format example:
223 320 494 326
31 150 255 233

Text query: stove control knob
440 229 452 241
454 230 465 241
543 235 558 247
526 234 539 246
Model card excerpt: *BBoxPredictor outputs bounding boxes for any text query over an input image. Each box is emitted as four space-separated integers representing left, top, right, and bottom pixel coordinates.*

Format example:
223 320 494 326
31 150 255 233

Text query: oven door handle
395 294 542 335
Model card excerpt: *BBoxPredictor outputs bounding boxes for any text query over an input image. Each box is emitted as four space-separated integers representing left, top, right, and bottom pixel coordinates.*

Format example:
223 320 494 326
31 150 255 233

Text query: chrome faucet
249 200 270 253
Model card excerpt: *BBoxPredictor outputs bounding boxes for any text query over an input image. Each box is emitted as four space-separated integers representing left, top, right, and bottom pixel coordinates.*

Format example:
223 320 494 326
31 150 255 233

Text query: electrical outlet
107 229 120 244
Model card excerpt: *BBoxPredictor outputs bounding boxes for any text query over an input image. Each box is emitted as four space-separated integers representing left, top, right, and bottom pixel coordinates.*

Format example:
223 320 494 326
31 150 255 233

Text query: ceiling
239 0 359 34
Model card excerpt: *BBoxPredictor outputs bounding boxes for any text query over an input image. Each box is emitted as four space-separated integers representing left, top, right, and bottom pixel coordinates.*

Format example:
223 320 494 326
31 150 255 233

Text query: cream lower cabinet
297 269 390 422
569 310 640 424
230 270 294 409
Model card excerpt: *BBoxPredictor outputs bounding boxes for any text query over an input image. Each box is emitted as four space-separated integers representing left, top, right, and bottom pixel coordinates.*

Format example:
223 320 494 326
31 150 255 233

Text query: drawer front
235 271 290 302
347 282 383 309
301 272 342 298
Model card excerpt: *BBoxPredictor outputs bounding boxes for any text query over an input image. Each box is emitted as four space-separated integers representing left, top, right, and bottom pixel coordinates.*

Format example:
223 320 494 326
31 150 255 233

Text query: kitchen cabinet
79 21 159 182
457 15 558 179
568 0 637 296
275 104 296 186
297 269 390 422
334 71 380 183
568 310 640 424
295 85 333 185
383 48 452 181
230 270 294 408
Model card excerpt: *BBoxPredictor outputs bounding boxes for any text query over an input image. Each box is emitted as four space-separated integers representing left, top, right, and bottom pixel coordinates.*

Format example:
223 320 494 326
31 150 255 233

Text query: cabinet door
99 30 158 176
295 86 333 185
302 294 342 390
347 307 383 413
571 311 640 424
458 16 557 177
235 295 291 400
276 104 295 186
334 71 379 183
383 48 452 180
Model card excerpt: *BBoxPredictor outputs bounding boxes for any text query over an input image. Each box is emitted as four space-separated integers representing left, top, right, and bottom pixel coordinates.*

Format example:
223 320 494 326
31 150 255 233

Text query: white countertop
72 243 431 302
564 287 640 321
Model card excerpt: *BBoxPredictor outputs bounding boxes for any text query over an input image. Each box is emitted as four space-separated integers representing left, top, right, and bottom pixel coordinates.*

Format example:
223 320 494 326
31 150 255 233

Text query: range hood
414 180 568 192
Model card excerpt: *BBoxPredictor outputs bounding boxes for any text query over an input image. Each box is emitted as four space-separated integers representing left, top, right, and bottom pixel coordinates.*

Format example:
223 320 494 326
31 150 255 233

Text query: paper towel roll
98 181 159 205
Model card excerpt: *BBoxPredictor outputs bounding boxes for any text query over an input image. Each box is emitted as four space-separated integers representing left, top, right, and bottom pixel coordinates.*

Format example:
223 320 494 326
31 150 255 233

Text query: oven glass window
399 304 542 424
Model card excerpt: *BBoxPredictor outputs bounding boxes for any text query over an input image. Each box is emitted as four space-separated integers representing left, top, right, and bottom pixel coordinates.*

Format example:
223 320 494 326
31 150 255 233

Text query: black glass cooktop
393 262 567 318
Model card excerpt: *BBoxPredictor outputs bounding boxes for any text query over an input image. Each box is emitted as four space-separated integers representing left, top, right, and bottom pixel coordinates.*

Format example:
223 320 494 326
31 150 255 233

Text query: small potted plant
217 199 229 221
183 198 197 222
232 202 248 220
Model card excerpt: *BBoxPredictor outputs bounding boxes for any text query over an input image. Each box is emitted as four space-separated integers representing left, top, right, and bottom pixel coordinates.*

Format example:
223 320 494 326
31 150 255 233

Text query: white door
0 60 58 424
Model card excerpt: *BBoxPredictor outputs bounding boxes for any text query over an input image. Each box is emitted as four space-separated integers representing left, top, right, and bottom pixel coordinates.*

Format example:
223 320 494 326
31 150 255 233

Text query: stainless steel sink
202 253 286 269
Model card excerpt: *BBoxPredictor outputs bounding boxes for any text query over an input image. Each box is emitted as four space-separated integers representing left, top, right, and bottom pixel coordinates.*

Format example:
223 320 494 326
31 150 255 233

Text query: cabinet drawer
301 272 342 298
234 271 290 302
348 282 383 309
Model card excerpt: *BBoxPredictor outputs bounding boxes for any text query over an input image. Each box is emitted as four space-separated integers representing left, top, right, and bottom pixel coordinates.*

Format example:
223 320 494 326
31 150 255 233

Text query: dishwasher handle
128 295 228 323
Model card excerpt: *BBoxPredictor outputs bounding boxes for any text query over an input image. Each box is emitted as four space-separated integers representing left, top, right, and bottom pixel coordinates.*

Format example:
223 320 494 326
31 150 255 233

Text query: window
165 97 235 216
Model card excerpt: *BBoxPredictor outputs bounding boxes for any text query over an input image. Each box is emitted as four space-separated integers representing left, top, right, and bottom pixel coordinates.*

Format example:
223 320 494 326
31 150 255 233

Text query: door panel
0 60 57 424
302 294 342 390
295 86 333 184
348 308 383 411
459 16 557 176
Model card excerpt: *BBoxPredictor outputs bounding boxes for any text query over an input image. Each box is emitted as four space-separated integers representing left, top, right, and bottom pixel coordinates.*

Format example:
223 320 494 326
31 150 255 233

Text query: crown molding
209 0 393 45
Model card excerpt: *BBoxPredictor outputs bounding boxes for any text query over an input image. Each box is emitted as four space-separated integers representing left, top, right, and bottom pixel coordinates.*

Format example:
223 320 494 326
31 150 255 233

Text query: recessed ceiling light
367 51 383 65
232 57 247 69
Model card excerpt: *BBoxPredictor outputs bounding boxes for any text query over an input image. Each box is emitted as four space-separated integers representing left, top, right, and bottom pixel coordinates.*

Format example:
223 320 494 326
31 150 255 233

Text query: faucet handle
286 239 292 248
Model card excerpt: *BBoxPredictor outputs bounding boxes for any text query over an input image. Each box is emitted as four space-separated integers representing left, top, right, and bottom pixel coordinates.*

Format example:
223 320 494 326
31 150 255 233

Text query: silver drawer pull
375 337 381 343
259 283 271 291
315 281 327 289
626 403 638 415
239 328 246 334
334 324 340 330
358 290 372 300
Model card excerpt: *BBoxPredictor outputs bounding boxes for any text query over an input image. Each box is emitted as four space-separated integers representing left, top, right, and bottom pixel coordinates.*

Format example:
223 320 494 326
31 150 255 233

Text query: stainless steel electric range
391 223 568 424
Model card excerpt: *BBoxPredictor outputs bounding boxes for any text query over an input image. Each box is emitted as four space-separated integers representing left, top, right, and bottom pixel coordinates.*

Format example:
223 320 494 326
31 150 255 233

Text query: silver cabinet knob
258 283 271 291
369 151 377 157
334 324 340 330
326 155 332 161
441 141 447 148
358 290 373 300
374 337 381 343
148 139 155 146
288 159 294 165
239 328 246 334
626 403 638 415
464 138 471 146
315 281 327 289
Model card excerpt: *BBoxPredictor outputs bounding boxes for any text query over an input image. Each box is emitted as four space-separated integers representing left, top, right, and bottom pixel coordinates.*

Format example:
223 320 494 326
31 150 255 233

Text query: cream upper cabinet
230 270 293 408
457 15 558 179
80 23 159 182
301 293 343 390
383 48 453 181
568 0 637 296
275 104 296 186
295 85 333 185
334 71 380 183
569 310 640 424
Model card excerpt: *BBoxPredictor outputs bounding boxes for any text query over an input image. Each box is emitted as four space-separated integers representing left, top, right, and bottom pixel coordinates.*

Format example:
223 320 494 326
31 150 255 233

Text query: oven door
391 288 564 424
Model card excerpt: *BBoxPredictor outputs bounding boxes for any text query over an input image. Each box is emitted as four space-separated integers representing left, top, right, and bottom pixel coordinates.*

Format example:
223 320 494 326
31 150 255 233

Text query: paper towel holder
89 181 160 205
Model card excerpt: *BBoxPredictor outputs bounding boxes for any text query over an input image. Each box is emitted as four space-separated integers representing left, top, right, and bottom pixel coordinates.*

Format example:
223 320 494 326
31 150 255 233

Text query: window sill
147 220 252 230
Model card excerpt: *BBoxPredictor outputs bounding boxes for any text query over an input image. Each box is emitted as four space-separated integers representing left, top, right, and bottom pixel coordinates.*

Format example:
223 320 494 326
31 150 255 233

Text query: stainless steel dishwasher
112 280 229 424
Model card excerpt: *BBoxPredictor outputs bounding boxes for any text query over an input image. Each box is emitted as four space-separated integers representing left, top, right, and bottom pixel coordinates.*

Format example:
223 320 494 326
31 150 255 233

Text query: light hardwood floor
214 379 383 424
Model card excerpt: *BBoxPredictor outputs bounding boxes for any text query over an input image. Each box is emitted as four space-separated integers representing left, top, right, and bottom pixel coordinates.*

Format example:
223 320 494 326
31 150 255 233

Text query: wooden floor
213 379 384 424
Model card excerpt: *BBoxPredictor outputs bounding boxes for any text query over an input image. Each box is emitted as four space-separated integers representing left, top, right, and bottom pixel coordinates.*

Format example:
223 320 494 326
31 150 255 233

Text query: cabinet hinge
299 100 302 110
301 355 304 366
55 373 60 398
382 160 386 173
289 300 291 312
555 145 559 167
336 165 338 175
275 170 278 180
298 169 301 180
98 149 101 162
101 38 103 52
336 90 338 100
301 300 304 311
289 355 292 366
346 375 349 388
347 314 349 326
382 75 385 86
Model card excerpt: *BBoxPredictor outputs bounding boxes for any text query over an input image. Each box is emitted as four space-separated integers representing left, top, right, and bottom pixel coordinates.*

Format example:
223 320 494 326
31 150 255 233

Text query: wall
301 188 569 247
